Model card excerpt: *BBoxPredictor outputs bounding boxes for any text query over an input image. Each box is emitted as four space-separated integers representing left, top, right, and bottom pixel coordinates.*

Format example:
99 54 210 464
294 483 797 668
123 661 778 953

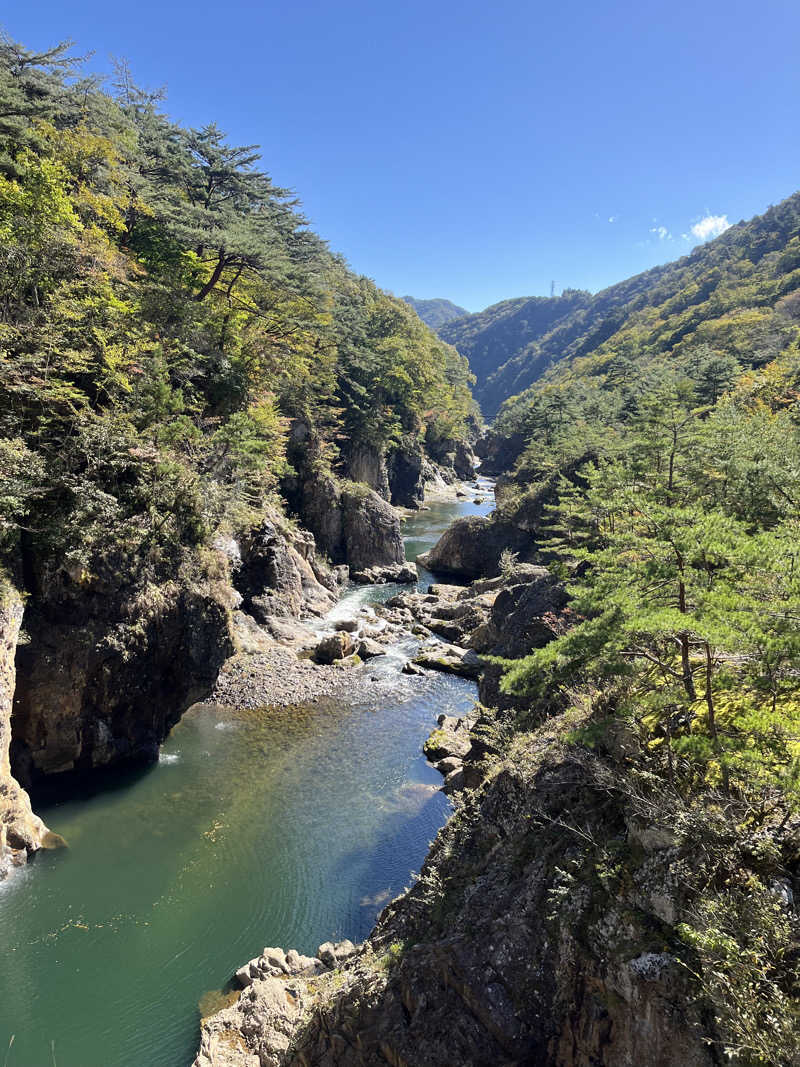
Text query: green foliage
677 883 799 1064
0 34 476 590
503 372 800 802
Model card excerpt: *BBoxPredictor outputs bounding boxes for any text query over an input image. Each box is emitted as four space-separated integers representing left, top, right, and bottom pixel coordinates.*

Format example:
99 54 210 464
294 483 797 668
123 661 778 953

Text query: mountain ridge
439 191 800 417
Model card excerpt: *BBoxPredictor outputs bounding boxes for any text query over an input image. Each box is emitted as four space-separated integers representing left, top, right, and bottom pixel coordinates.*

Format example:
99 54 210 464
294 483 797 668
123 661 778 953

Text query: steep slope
402 295 469 328
442 192 800 419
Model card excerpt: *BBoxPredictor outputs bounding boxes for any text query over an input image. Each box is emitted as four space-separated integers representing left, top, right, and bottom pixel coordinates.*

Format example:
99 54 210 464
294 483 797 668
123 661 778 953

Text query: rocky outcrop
296 472 405 572
417 514 530 579
386 442 427 508
194 713 727 1066
425 435 477 482
474 426 527 476
0 578 59 876
11 582 233 789
344 444 390 500
340 486 404 570
379 566 572 713
233 518 336 625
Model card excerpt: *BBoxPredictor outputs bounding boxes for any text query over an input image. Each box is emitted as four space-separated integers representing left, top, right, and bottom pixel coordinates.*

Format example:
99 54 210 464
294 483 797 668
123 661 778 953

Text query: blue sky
6 0 800 311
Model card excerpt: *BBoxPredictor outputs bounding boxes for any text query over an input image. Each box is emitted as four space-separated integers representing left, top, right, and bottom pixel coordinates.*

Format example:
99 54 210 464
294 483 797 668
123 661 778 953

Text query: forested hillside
439 289 591 412
0 35 475 595
443 193 800 417
402 295 468 329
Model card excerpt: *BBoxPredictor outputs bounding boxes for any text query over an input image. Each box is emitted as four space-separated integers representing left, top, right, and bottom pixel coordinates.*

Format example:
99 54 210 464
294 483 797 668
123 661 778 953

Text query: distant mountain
402 296 469 329
438 291 591 414
440 191 800 417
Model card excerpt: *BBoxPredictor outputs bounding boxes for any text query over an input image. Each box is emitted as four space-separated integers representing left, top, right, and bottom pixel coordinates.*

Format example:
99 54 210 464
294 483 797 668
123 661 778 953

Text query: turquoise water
0 484 494 1067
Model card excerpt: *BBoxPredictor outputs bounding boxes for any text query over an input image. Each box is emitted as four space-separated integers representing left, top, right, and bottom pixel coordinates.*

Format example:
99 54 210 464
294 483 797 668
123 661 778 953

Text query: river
0 481 494 1067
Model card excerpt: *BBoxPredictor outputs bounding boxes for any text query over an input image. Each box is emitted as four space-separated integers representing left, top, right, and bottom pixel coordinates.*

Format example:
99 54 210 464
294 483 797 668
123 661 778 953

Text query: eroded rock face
345 444 390 500
295 472 405 572
340 488 404 570
11 584 233 789
0 579 55 874
235 519 336 624
386 443 426 508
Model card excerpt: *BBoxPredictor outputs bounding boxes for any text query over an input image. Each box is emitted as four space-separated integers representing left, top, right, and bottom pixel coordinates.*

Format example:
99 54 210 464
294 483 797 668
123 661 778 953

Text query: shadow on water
332 784 449 934
30 754 159 812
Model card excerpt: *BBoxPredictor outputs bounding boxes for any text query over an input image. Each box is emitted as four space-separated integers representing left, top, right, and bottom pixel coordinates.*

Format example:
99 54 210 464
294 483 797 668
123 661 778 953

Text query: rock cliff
196 552 800 1065
0 577 59 876
12 580 233 789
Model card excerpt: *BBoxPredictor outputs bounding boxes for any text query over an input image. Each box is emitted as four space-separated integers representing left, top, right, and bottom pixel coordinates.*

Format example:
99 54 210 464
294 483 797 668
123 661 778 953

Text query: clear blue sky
5 1 800 311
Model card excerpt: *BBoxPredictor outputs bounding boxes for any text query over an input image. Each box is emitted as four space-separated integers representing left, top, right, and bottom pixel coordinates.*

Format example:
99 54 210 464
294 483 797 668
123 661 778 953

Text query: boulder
442 767 466 794
313 632 355 664
417 515 529 580
351 563 417 585
318 939 357 968
357 638 386 660
414 643 482 680
434 756 463 777
334 618 359 632
424 723 473 761
402 661 425 675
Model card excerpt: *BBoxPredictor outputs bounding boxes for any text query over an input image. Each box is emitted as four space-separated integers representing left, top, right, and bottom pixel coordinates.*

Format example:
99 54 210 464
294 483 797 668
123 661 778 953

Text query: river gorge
0 487 495 1067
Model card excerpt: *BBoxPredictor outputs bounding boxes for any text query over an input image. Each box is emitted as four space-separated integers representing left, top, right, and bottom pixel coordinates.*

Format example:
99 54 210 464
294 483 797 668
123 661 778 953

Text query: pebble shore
210 647 361 708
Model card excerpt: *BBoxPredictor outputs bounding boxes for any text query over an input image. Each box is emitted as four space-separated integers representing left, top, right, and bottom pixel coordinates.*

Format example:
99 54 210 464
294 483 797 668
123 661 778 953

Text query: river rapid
0 481 494 1067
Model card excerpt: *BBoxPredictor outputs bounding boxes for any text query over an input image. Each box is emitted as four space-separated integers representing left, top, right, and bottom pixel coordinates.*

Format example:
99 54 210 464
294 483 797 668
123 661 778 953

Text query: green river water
0 483 494 1067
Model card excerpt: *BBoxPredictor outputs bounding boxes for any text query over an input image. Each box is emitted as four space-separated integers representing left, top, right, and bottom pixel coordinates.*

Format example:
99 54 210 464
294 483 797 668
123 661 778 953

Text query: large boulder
414 643 482 679
417 515 529 580
313 632 355 664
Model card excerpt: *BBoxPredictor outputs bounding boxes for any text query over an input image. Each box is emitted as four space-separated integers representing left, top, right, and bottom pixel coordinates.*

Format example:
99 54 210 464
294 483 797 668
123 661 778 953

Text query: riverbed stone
413 643 482 679
357 638 386 660
313 632 355 664
402 661 424 675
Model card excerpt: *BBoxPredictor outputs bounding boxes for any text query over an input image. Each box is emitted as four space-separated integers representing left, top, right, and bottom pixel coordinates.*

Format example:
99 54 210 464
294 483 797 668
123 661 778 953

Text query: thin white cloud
690 214 731 242
608 215 617 223
650 225 671 240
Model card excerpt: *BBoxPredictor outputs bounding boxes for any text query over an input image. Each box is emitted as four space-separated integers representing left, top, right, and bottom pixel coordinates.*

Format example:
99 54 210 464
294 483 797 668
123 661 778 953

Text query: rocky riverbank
192 511 800 1066
195 698 756 1067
